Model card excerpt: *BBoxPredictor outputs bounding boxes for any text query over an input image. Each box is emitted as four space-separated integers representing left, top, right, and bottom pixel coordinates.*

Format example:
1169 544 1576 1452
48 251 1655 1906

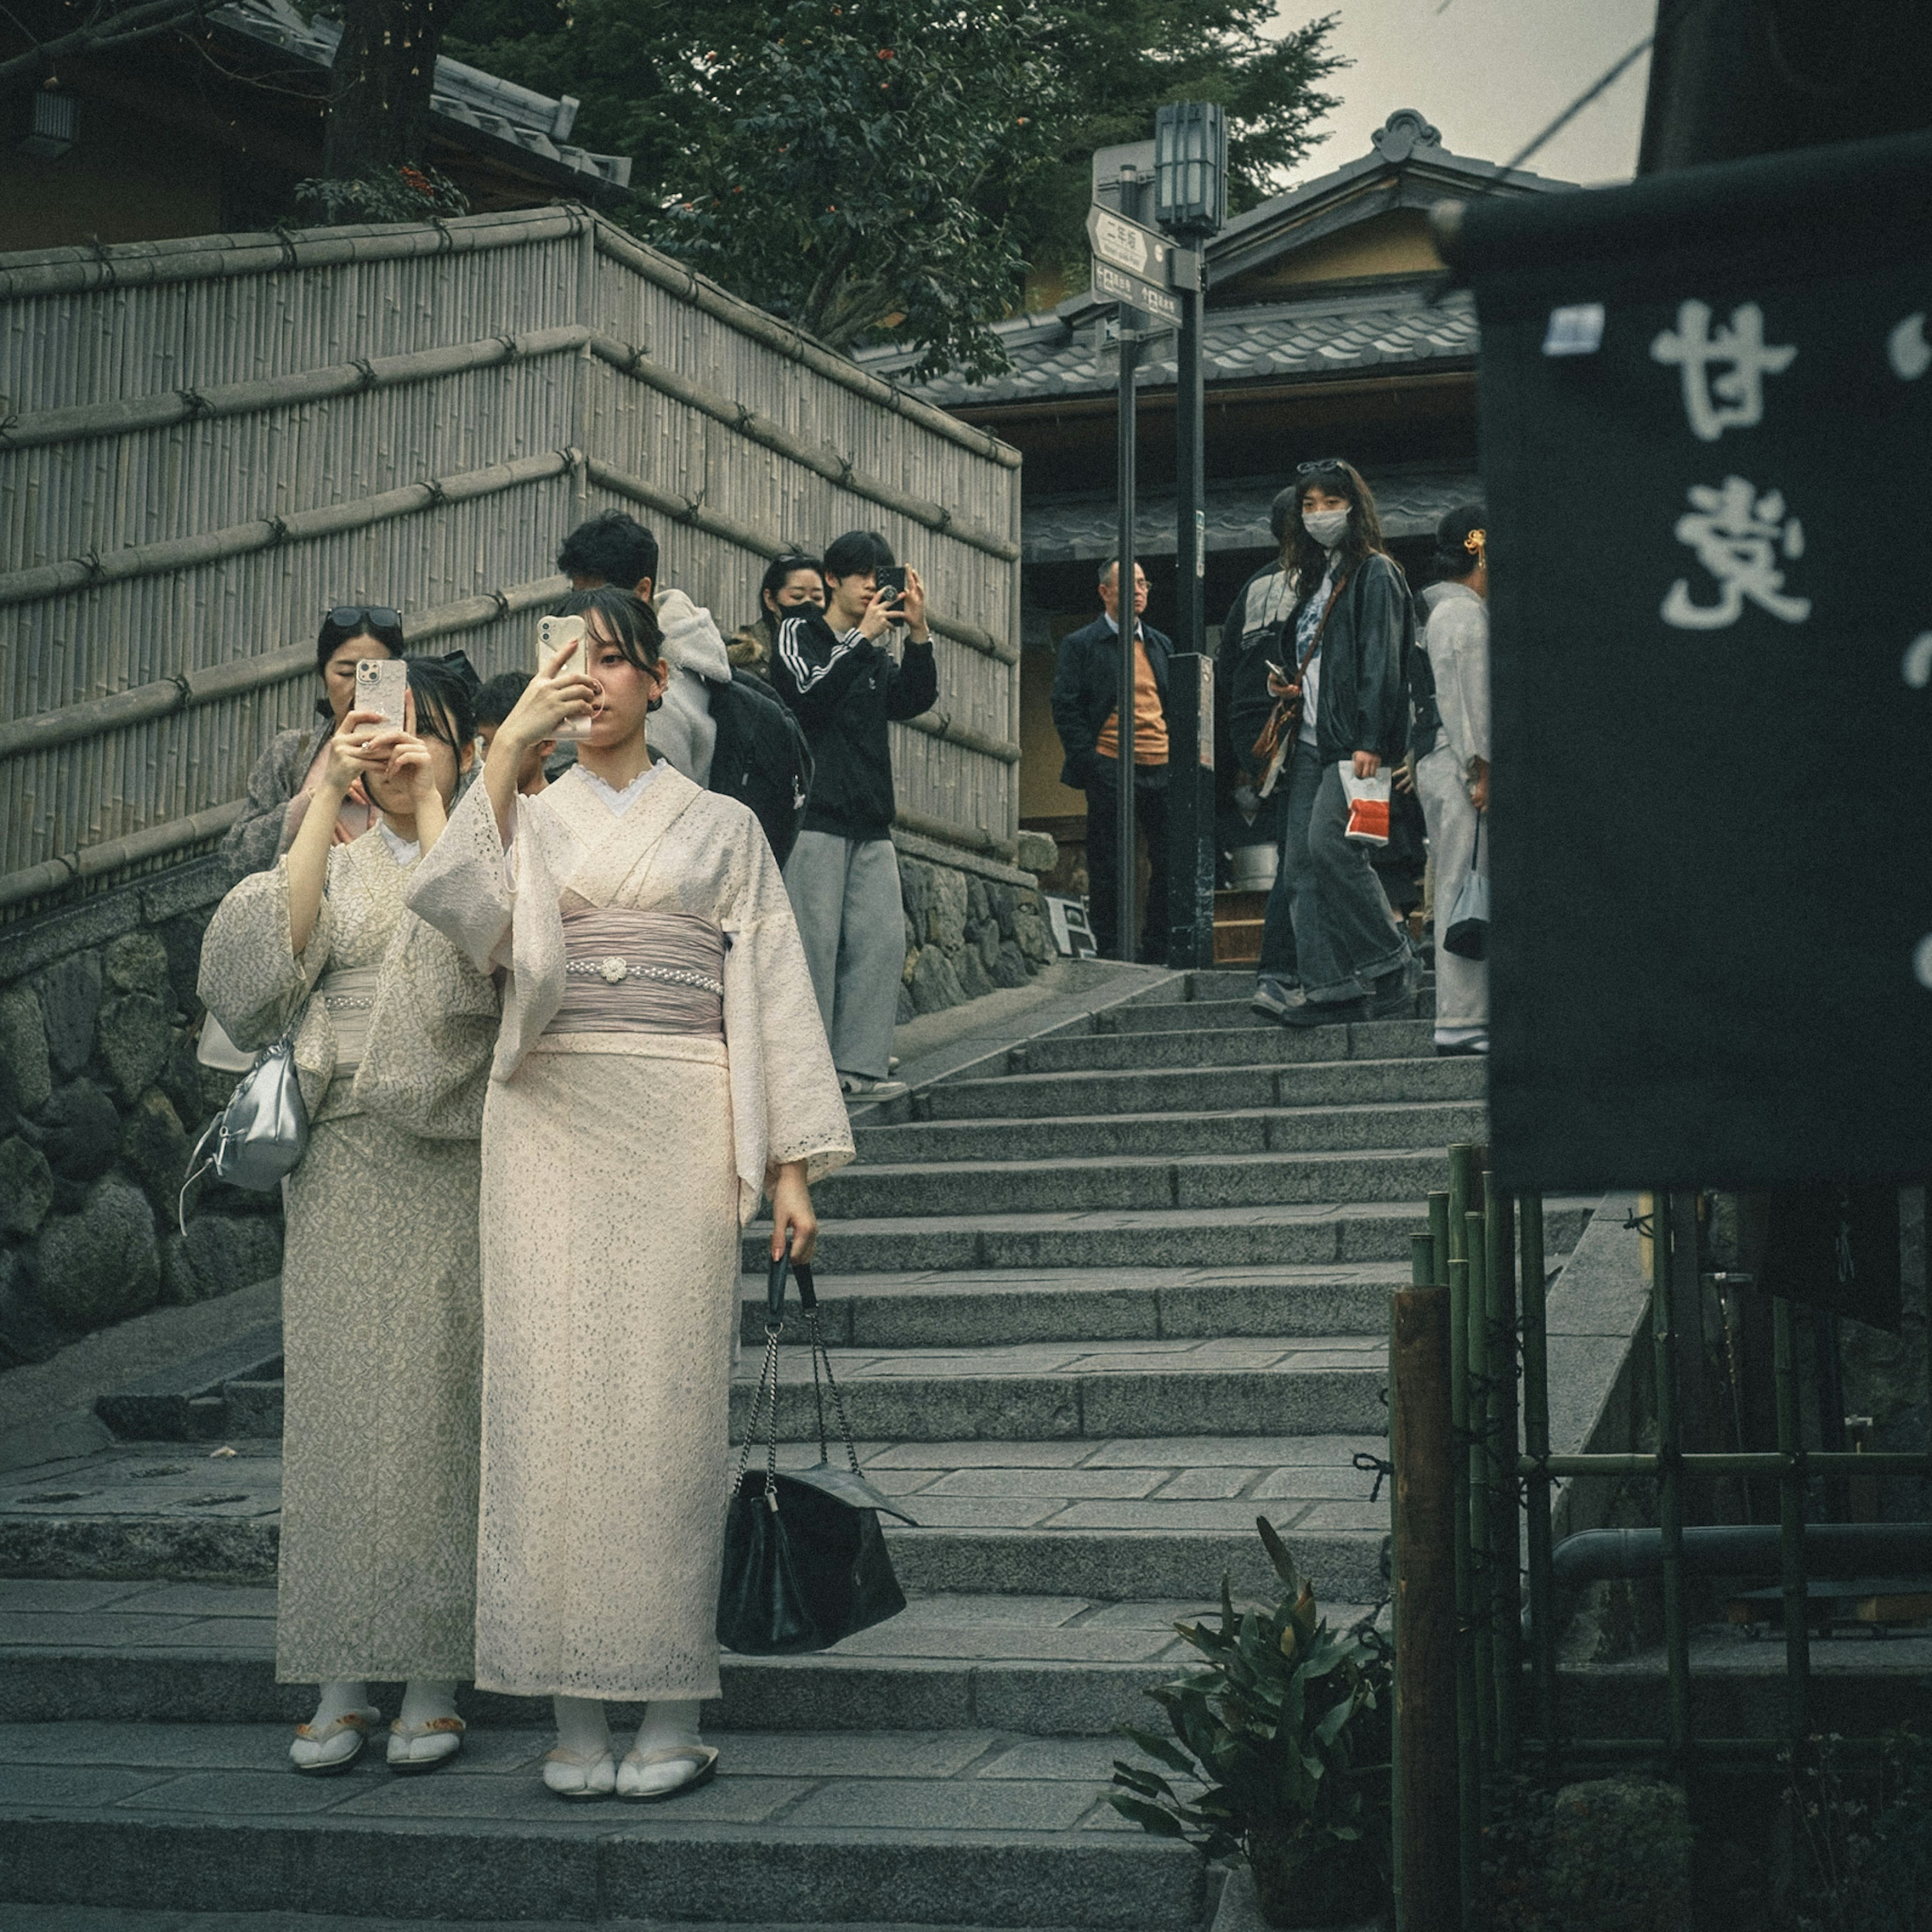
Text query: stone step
856 1099 1486 1165
744 1198 1591 1277
0 1437 1391 1603
0 1722 1203 1928
813 1148 1450 1220
0 1578 1384 1738
917 1055 1485 1122
739 1263 1414 1349
0 1915 1167 1932
1011 1017 1436 1075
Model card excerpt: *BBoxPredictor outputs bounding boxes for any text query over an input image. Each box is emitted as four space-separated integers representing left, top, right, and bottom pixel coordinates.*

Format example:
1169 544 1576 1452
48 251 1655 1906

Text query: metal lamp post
1153 100 1226 969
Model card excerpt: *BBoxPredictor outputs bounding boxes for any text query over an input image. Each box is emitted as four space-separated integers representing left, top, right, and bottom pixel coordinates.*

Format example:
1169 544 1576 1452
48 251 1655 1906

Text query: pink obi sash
547 908 726 1038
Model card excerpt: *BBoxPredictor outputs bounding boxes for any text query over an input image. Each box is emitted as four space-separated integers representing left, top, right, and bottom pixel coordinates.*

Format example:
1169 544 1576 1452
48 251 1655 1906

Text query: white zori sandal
387 1715 465 1773
542 1746 617 1800
289 1707 380 1775
617 1743 719 1801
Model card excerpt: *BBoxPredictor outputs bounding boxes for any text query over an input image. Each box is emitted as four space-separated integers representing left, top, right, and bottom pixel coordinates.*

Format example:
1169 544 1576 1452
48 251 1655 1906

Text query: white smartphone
355 657 408 733
537 614 593 741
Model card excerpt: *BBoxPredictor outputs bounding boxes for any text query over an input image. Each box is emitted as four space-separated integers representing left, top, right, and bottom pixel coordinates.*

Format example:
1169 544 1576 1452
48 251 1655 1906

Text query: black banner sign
1454 129 1932 1192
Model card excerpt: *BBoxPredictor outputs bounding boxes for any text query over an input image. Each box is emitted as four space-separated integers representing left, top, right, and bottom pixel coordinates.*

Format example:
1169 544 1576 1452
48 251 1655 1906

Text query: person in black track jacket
769 529 937 1100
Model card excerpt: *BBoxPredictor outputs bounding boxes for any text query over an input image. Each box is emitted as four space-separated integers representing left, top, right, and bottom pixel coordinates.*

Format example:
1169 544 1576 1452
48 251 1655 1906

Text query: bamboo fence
0 206 1024 911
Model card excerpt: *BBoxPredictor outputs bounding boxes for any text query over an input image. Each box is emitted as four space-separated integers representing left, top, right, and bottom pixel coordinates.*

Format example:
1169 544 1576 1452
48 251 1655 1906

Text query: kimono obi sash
316 964 382 1072
548 907 726 1039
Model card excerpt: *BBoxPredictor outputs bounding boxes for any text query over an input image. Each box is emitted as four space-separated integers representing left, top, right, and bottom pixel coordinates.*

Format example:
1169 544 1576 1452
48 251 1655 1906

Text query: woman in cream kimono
409 586 852 1803
199 658 499 1776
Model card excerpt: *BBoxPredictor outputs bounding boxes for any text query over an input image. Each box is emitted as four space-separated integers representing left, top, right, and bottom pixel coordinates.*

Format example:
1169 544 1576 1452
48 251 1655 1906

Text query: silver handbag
1442 818 1491 962
179 1025 309 1233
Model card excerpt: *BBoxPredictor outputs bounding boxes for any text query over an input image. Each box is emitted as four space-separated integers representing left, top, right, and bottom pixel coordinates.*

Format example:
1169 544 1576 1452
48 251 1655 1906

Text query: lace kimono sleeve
353 912 502 1141
722 815 854 1216
405 775 517 975
198 856 335 1054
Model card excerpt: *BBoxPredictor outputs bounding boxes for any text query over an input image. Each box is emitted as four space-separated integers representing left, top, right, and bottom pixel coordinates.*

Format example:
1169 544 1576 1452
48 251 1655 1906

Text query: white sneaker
839 1073 908 1101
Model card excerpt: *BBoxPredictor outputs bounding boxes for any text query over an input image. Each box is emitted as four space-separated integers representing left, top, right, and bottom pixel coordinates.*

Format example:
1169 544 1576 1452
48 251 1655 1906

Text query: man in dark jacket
1050 558 1172 961
770 529 937 1100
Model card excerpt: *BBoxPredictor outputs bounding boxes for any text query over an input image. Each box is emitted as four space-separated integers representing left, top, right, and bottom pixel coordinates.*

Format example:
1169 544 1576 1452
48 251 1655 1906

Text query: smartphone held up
874 565 907 617
537 614 594 740
355 658 409 733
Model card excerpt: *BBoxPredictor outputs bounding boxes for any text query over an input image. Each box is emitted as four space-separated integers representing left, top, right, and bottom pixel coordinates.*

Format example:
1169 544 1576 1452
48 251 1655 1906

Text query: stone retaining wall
0 838 1055 1369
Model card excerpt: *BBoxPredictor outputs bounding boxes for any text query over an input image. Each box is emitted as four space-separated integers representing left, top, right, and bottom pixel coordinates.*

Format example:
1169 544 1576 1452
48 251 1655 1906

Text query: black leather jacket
1049 614 1174 788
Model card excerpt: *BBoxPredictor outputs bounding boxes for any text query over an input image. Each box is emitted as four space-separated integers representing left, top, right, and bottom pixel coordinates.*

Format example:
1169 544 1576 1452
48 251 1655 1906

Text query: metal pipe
1529 1451 1931 1478
1548 1521 1932 1583
1774 1294 1810 1744
1518 1195 1556 1770
1485 1175 1520 1774
1651 1190 1692 1775
1393 1261 1459 1932
1465 1205 1494 1774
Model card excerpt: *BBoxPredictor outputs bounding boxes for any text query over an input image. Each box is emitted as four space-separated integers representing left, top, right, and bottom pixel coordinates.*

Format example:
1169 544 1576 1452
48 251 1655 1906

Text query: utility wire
1490 27 1656 181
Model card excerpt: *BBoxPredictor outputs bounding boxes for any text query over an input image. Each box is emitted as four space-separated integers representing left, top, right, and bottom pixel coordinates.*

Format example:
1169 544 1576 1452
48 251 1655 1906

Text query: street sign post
1086 205 1182 327
1090 259 1180 329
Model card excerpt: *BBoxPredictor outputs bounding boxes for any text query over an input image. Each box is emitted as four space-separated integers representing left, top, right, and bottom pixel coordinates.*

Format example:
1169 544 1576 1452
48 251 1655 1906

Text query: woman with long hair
729 554 826 680
408 586 852 1803
221 604 408 878
199 656 499 1777
1253 458 1417 1027
1414 503 1490 1056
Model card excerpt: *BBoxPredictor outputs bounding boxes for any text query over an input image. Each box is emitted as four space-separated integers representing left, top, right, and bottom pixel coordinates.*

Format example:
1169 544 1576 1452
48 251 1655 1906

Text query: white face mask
1303 508 1350 549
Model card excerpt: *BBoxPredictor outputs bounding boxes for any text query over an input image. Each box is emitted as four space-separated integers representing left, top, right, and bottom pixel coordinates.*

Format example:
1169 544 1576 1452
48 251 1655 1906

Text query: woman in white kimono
199 657 499 1776
408 587 852 1803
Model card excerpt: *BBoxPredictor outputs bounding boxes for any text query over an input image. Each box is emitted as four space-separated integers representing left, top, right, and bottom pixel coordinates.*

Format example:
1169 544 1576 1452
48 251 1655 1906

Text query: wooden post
1393 1277 1460 1932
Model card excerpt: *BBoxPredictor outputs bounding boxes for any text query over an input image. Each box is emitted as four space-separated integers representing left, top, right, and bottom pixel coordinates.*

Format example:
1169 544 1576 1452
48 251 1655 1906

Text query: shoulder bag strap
1293 569 1353 680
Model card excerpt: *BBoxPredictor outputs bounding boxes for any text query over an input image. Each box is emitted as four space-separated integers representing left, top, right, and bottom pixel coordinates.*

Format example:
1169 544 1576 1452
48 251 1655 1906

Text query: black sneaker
1250 979 1305 1021
1368 960 1419 1019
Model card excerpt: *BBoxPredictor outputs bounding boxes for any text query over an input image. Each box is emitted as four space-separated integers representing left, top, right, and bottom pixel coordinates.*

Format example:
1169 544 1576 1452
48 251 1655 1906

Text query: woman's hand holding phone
484 634 597 840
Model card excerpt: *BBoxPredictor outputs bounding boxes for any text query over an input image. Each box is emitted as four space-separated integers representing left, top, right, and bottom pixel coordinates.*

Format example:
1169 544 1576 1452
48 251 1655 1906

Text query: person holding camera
199 658 498 1779
408 587 850 1804
769 529 937 1101
1050 558 1173 963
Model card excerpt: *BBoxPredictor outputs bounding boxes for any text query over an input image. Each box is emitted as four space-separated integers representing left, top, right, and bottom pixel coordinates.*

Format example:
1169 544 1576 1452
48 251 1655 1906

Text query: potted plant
1110 1518 1392 1928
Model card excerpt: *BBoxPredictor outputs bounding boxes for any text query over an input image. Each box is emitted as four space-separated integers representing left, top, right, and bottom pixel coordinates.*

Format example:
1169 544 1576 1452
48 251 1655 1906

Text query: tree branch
0 0 202 92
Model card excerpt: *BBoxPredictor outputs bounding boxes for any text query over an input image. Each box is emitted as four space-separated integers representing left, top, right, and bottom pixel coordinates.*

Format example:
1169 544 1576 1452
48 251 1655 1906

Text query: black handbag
1442 814 1491 960
715 1243 914 1655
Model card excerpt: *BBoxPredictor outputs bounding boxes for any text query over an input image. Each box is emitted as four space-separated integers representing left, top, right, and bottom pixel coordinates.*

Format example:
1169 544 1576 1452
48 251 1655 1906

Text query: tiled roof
216 0 632 194
860 284 1477 410
1023 463 1482 565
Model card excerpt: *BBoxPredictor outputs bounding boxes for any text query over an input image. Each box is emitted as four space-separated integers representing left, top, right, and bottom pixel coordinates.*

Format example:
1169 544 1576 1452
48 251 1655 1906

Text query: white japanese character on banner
1662 477 1811 629
1651 300 1796 441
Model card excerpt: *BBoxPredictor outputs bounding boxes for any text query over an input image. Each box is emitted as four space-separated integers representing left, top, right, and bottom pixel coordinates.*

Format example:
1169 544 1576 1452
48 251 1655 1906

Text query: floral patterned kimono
407 762 851 1702
199 826 499 1684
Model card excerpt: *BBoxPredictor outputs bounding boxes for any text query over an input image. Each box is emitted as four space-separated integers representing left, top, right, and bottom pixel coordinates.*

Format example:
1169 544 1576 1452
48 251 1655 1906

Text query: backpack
706 667 814 868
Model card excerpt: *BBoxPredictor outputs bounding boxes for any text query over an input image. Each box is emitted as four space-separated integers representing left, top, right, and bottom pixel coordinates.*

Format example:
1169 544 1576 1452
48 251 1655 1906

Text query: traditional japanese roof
867 283 1479 411
215 0 632 199
857 111 1571 411
1023 461 1483 565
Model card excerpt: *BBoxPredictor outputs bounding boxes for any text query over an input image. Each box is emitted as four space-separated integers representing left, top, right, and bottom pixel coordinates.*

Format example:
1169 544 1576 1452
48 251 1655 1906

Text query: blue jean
1259 751 1411 1003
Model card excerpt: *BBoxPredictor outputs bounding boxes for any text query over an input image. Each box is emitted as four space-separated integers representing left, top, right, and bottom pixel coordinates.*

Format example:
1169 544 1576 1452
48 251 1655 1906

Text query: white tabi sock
551 1695 612 1760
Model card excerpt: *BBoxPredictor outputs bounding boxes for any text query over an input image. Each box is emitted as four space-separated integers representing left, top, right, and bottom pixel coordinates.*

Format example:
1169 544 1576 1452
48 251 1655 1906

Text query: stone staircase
0 969 1593 1929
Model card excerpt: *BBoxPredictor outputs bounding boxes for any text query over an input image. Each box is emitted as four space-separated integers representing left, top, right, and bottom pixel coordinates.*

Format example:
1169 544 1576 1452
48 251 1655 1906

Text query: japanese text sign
1451 129 1932 1191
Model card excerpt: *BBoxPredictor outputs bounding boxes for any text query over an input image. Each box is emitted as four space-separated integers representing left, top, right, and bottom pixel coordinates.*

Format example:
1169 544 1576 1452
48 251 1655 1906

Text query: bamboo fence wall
0 207 1023 912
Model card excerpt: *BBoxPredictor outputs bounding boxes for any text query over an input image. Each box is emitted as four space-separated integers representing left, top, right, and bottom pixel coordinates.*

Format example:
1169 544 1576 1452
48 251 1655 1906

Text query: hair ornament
1463 528 1487 558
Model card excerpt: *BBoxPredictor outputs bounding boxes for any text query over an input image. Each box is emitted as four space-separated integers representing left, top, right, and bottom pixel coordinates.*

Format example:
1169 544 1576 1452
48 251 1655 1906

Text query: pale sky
1281 0 1655 189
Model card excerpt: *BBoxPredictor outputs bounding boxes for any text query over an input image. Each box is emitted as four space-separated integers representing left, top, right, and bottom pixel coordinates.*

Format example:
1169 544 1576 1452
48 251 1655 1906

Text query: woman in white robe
408 587 852 1803
199 658 499 1775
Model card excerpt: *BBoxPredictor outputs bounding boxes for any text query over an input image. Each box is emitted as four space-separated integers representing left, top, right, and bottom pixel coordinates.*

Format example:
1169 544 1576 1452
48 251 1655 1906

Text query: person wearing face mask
1252 459 1418 1027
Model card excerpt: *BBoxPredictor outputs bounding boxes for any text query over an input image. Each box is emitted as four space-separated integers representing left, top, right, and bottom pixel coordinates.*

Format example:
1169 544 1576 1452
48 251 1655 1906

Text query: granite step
0 1437 1392 1604
0 1577 1384 1737
1009 1017 1435 1076
0 1721 1203 1927
853 1099 1487 1165
914 1056 1485 1122
812 1147 1452 1219
743 1199 1592 1277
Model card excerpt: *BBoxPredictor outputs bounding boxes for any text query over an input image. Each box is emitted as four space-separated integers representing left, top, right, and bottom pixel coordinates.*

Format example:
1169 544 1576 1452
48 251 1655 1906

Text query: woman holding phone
222 604 409 878
199 658 499 1777
408 587 851 1803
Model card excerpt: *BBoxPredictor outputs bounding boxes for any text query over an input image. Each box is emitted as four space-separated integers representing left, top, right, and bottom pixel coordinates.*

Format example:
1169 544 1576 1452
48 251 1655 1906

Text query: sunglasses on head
325 604 403 633
1296 458 1349 477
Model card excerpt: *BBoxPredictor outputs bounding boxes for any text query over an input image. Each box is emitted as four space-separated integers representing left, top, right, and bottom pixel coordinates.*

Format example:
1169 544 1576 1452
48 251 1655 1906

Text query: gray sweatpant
782 830 904 1080
1414 744 1488 1037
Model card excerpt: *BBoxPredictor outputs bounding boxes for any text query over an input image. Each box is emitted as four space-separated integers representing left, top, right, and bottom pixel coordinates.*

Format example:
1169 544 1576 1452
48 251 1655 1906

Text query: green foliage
1791 1731 1932 1932
291 164 470 224
1108 1517 1392 1890
634 0 1062 381
442 0 1345 376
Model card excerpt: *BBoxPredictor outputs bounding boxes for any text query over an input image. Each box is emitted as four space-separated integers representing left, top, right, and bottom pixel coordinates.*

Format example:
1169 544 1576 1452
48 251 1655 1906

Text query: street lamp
1153 100 1226 969
1153 101 1227 237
